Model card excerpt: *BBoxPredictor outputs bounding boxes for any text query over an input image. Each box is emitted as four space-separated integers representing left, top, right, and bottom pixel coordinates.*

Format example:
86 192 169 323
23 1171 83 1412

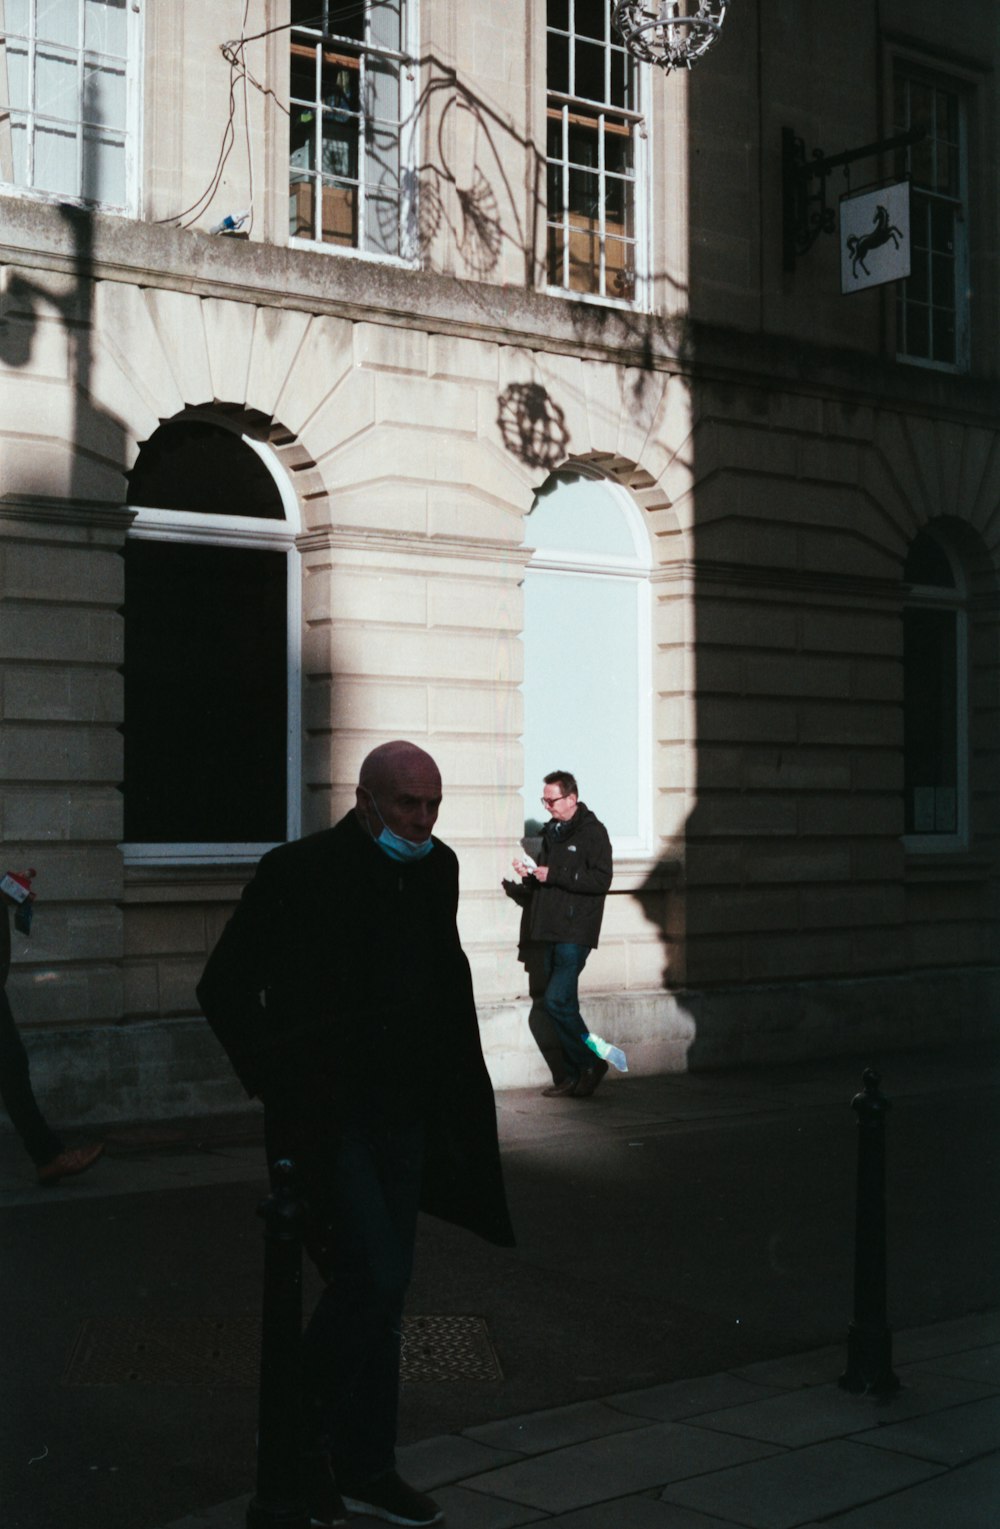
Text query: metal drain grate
63 1314 501 1386
63 1315 260 1387
402 1314 502 1383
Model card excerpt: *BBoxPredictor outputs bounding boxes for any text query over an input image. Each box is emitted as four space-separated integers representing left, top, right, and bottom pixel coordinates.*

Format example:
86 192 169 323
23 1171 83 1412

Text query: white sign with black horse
840 180 911 295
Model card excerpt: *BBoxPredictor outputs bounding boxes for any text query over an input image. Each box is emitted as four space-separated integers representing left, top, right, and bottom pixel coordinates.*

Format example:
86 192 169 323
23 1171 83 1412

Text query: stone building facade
1 1 997 1124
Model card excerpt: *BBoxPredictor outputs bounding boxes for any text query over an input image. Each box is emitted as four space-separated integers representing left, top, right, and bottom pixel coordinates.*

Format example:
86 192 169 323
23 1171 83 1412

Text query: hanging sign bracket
782 125 926 273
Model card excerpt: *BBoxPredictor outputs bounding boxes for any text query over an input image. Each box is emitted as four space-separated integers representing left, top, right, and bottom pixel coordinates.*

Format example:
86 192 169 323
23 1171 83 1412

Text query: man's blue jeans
543 941 593 1077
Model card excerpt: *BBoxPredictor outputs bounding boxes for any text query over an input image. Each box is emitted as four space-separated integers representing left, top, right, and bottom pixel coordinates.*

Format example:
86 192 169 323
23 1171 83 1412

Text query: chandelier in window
613 1 728 73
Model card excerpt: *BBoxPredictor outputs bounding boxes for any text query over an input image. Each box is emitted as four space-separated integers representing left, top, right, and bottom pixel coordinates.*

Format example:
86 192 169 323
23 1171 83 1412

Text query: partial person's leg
542 942 593 1078
302 1116 424 1488
0 986 64 1166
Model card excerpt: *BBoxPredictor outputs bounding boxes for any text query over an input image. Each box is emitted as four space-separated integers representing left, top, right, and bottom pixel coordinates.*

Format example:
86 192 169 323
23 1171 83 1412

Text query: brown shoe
37 1142 104 1186
572 1060 609 1098
541 1075 579 1097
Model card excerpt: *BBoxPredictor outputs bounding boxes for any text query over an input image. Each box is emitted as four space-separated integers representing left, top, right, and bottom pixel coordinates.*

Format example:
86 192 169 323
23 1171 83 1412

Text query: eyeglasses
540 794 570 806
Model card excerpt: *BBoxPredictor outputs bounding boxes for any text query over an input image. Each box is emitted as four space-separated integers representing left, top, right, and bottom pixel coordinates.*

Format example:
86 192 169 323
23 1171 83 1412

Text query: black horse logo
846 204 903 278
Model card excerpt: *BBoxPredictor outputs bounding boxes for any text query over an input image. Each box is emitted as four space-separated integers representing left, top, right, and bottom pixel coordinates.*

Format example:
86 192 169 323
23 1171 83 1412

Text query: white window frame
544 0 651 309
288 0 418 266
0 0 142 215
894 64 970 374
122 430 302 868
522 471 653 857
902 535 969 854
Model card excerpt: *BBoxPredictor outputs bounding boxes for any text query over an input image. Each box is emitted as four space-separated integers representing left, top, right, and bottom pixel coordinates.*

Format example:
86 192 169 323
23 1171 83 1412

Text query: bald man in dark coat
198 741 513 1529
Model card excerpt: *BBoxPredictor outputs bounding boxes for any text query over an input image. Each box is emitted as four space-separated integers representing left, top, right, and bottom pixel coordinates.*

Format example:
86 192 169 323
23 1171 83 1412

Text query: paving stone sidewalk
158 1308 1000 1529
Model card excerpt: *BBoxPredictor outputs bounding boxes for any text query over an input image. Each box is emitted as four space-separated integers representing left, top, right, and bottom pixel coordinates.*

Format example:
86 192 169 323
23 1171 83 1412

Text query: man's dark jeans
297 1113 425 1487
0 986 63 1166
543 941 593 1078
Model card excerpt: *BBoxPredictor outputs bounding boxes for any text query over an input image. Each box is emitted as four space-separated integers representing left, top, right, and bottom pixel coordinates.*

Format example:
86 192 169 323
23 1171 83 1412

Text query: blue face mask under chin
364 792 435 862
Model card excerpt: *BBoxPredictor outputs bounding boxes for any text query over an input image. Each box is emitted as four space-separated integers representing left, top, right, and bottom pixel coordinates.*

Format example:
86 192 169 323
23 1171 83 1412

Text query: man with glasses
509 770 614 1098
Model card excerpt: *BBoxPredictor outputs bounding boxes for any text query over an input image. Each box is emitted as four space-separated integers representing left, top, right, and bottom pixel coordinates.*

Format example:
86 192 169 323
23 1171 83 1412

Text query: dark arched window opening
123 418 300 860
903 528 966 843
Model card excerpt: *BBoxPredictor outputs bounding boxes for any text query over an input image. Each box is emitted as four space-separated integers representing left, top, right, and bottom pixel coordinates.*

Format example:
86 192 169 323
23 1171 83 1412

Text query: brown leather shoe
541 1075 579 1097
37 1142 104 1186
572 1060 609 1098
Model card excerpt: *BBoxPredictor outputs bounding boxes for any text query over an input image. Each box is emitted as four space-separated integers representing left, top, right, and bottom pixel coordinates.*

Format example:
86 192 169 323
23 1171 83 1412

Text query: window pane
567 119 598 170
366 172 398 256
528 472 639 558
289 172 315 238
36 47 79 120
123 542 287 845
931 250 954 306
36 0 77 48
609 45 631 110
903 606 958 833
546 153 564 214
523 569 639 840
605 237 634 298
932 308 955 365
547 30 569 94
904 532 955 588
126 422 286 519
907 241 929 302
34 122 78 195
322 116 357 180
368 0 402 52
82 126 125 204
84 0 127 56
1 38 29 111
3 0 30 36
574 0 606 42
83 61 126 128
3 118 28 182
568 165 599 216
546 221 565 286
575 39 605 101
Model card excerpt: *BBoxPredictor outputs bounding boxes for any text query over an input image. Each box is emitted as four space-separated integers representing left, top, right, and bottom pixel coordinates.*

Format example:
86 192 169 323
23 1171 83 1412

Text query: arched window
123 417 301 863
521 468 652 852
902 526 968 847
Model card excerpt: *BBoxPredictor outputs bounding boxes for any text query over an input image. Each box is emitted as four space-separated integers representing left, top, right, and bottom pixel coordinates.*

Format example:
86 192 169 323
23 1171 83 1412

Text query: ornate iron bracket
782 124 926 274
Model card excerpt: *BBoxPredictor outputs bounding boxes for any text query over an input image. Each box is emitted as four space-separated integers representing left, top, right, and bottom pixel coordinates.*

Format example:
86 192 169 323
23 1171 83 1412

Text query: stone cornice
3 195 1000 427
295 525 530 566
0 496 135 533
652 558 902 603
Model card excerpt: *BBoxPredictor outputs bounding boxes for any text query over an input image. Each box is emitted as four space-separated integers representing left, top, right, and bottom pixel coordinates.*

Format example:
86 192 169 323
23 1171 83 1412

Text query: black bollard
838 1069 900 1396
246 1158 309 1529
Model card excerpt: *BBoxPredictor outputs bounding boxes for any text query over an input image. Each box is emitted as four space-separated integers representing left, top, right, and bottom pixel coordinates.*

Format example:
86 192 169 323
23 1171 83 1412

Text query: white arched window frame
521 469 653 857
123 429 303 867
902 532 969 853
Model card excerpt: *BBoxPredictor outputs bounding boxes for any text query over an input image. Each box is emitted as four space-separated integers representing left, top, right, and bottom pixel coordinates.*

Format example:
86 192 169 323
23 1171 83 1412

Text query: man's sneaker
341 1469 443 1526
301 1450 347 1527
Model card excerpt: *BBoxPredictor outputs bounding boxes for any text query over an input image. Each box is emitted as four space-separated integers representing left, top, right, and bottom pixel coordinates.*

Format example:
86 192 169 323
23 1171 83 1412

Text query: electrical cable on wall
155 5 371 232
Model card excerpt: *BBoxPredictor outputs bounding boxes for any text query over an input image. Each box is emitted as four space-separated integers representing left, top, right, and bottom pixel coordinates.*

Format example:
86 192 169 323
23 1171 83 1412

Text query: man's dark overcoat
197 810 513 1248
